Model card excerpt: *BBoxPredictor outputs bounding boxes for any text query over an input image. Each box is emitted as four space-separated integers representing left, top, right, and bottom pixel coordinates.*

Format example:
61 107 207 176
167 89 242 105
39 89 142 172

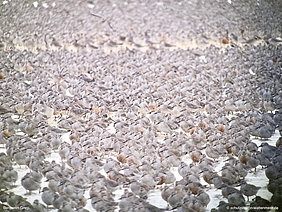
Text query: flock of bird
1 0 282 211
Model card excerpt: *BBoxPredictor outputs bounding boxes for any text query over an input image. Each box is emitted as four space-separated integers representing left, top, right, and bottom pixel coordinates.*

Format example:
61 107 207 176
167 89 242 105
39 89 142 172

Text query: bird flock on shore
1 0 282 211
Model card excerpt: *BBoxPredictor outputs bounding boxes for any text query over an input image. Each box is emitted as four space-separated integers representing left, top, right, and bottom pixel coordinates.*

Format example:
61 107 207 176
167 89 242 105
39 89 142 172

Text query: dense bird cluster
1 0 282 211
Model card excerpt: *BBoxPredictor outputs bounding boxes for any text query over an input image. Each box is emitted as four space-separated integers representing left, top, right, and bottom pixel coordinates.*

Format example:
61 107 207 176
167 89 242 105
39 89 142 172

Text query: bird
50 136 62 151
13 150 27 167
256 151 271 168
90 193 117 212
220 184 241 199
267 177 282 194
6 192 27 207
41 187 56 208
270 187 282 209
178 162 191 177
227 192 245 206
69 155 82 170
37 139 51 154
246 142 258 153
15 102 25 115
238 149 250 165
211 174 225 189
214 200 237 212
249 196 272 212
139 198 166 212
186 180 204 195
276 137 282 147
202 168 217 185
240 181 261 201
190 150 203 163
32 199 48 212
260 142 277 159
51 37 62 48
58 142 71 162
196 189 210 206
258 126 274 139
21 172 41 195
0 104 14 115
246 153 260 172
58 200 76 212
154 121 172 134
161 185 174 205
244 35 262 44
158 169 176 184
265 163 278 180
52 193 64 210
2 167 18 188
205 143 221 161
160 40 176 48
118 190 138 211
130 179 150 199
167 190 184 209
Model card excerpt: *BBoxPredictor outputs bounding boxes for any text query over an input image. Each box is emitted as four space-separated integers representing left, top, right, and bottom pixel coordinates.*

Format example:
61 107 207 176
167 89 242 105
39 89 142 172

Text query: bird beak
199 146 207 150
